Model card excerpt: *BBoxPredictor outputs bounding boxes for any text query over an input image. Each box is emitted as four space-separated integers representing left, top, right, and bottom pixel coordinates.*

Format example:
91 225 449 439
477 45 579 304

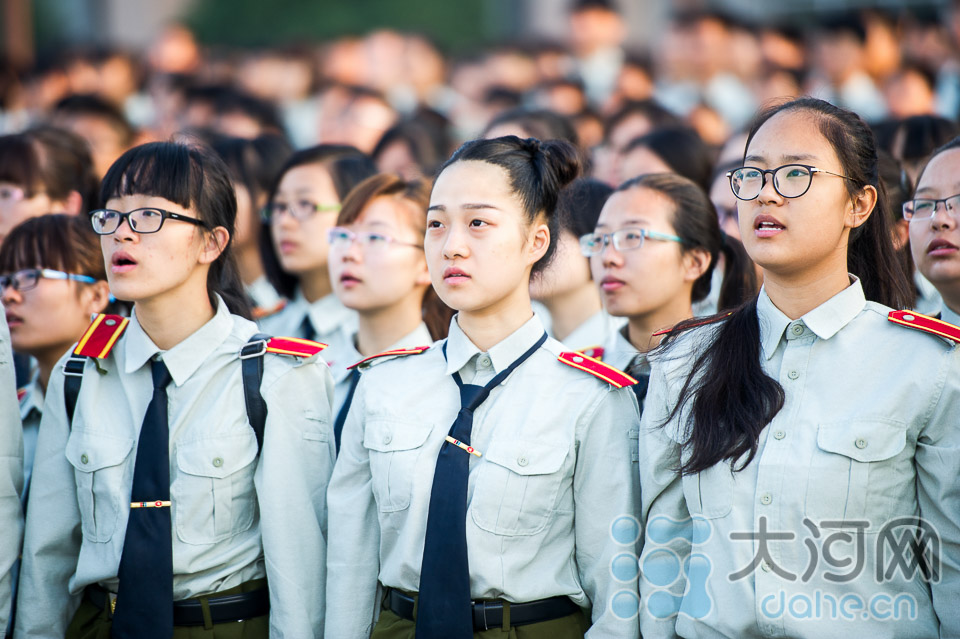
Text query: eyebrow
426 203 501 212
595 218 651 229
744 153 818 164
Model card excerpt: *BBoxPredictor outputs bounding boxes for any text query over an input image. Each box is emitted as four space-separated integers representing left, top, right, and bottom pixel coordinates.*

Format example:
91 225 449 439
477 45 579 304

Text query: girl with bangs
16 142 335 639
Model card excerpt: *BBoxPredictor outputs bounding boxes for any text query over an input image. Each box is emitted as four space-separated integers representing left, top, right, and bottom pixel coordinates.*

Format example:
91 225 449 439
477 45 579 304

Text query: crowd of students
0 1 959 637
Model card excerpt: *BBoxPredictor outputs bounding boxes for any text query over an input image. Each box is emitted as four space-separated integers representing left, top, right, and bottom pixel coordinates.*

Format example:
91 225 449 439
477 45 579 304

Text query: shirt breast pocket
65 430 134 543
173 432 259 545
682 463 735 520
470 439 569 536
363 418 434 513
805 420 909 531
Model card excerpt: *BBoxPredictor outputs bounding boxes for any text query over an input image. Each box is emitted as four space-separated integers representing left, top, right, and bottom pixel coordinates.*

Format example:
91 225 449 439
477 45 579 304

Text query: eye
623 231 643 241
469 218 488 228
298 199 317 210
740 169 761 180
141 209 162 218
366 232 389 243
783 167 809 179
427 220 444 229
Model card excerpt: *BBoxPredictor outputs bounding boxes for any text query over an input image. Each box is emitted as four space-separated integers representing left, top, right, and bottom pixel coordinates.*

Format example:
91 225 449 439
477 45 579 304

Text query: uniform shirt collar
295 288 356 336
444 312 545 376
758 276 866 360
123 295 234 386
941 303 960 328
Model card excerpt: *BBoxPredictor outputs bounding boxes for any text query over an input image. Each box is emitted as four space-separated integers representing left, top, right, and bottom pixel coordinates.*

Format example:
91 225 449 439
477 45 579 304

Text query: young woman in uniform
15 142 335 638
257 145 377 355
638 98 960 638
324 173 451 452
0 310 22 634
907 136 960 326
326 136 642 639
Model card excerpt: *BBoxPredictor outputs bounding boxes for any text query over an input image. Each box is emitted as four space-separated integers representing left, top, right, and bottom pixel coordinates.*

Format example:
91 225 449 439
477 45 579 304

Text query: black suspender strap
240 333 270 453
63 355 88 425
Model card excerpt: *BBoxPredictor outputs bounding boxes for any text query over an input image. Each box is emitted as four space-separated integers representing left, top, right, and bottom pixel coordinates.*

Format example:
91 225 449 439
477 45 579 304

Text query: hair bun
538 139 581 190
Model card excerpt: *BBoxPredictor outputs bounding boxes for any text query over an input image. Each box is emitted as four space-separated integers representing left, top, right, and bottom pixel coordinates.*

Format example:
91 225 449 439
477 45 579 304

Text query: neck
458 286 535 352
941 290 960 319
235 242 265 287
763 260 851 320
300 267 332 303
626 296 695 353
355 296 425 357
135 284 217 351
540 282 602 342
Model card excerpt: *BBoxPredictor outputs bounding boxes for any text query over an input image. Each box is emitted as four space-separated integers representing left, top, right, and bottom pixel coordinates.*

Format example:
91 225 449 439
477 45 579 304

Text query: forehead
431 160 517 206
916 148 960 193
277 163 334 191
105 194 189 213
354 196 410 226
598 186 675 225
745 110 840 167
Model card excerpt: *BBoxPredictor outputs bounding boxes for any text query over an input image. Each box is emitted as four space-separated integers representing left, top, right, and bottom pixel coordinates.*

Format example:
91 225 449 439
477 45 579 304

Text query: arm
576 387 641 639
14 358 83 638
256 356 335 639
915 346 960 637
325 376 381 638
0 316 22 635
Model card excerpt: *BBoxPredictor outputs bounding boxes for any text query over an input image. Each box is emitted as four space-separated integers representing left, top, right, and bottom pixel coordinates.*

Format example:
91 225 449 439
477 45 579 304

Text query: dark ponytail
100 141 252 319
661 97 909 476
440 135 581 274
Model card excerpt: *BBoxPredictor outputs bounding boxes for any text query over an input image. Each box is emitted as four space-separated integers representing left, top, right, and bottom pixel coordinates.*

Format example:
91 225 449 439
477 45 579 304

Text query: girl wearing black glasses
16 142 335 638
638 97 960 638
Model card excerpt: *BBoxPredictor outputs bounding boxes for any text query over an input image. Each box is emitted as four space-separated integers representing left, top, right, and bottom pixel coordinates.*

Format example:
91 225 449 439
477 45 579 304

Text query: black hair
605 100 684 147
622 127 714 193
100 141 251 319
261 145 377 299
914 135 960 186
484 107 580 148
556 178 613 240
210 134 293 208
878 150 918 304
52 93 136 146
618 173 756 308
439 135 581 275
372 118 448 178
660 97 911 477
184 85 284 135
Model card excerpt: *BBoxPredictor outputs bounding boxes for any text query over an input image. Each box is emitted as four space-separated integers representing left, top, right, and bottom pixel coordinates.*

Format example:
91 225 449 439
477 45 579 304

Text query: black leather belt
386 588 579 631
86 583 270 626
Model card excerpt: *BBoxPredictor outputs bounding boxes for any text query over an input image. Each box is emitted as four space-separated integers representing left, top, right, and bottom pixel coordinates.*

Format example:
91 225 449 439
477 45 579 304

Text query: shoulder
348 345 434 372
73 313 130 359
861 305 960 350
543 339 637 389
884 309 960 347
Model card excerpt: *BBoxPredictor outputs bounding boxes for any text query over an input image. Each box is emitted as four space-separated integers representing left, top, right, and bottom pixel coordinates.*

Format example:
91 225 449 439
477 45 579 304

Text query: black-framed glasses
0 268 97 292
327 227 423 251
89 208 209 235
579 227 684 257
903 193 960 221
727 164 855 201
263 200 341 223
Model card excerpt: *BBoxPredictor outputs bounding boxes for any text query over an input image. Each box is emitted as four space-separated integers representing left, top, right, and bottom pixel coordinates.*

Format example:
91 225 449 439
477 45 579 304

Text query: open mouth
754 214 785 237
927 238 959 256
5 312 22 327
443 267 470 283
111 252 138 272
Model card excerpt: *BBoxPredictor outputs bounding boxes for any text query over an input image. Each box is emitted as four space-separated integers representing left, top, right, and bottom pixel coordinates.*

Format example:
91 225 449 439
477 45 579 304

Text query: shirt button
761 561 772 572
517 456 528 467
478 356 491 368
788 370 800 380
383 434 393 445
760 493 773 505
855 438 867 449
791 324 804 335
773 430 786 440
212 457 224 468
80 454 89 464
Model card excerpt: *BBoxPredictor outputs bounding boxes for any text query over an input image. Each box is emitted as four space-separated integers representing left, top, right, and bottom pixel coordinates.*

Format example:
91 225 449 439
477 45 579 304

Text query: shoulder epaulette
652 312 732 337
17 388 26 403
348 345 432 370
252 300 287 321
888 310 960 344
263 336 327 358
74 314 129 358
558 351 637 388
578 345 604 360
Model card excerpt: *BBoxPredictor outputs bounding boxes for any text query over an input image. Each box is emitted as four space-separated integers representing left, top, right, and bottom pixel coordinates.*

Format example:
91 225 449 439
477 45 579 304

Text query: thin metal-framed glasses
89 208 209 235
327 227 423 251
903 193 960 221
727 164 855 201
579 227 685 257
263 200 342 223
0 268 97 292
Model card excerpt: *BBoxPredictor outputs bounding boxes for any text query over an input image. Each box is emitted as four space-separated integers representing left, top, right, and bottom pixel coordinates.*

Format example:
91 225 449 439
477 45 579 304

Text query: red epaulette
888 310 960 344
578 345 605 360
252 300 287 321
74 314 130 358
16 388 26 403
264 337 327 358
652 312 732 337
558 351 637 388
348 345 432 370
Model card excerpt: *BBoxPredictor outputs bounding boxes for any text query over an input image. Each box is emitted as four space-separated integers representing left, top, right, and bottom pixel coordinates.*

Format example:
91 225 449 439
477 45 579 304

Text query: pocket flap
483 439 569 476
66 429 134 472
363 419 433 452
176 433 258 478
816 421 907 463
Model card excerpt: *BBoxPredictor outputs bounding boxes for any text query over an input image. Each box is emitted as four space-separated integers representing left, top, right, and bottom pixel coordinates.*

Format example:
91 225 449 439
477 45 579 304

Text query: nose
112 214 138 242
341 237 363 262
929 201 958 230
600 236 623 268
0 280 19 304
441 222 468 260
756 170 782 205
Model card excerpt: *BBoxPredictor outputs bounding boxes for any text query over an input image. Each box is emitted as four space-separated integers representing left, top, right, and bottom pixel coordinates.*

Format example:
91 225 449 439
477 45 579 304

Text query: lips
754 213 785 238
600 276 626 292
339 272 362 287
277 239 298 254
927 238 959 256
5 312 21 327
111 251 137 274
443 267 470 283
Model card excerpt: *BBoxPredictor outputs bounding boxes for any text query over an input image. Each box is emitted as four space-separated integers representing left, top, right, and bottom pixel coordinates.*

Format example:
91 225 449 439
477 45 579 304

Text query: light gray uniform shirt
15 300 335 638
0 311 23 635
326 313 641 638
257 288 357 367
940 303 960 328
638 279 960 639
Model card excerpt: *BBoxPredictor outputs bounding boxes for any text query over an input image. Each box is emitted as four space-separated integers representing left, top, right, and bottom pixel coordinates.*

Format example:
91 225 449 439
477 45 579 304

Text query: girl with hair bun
327 136 641 639
16 142 335 638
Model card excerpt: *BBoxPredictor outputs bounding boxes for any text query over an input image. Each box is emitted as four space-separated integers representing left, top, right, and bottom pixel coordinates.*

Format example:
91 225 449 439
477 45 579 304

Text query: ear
414 251 432 287
526 220 551 267
891 218 910 251
681 247 712 283
846 184 878 229
199 226 230 264
82 280 112 315
63 190 84 216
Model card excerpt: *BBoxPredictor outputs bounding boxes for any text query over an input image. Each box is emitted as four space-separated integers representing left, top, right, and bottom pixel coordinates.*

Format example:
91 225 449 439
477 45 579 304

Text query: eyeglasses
0 268 97 292
0 185 27 207
727 164 855 201
89 208 209 235
263 200 341 223
579 227 684 257
903 194 960 221
327 227 423 252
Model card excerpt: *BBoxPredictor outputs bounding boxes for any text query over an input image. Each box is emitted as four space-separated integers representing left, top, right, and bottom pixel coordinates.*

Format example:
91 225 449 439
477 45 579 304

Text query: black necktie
333 368 360 454
113 359 174 639
415 332 547 639
301 315 316 341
